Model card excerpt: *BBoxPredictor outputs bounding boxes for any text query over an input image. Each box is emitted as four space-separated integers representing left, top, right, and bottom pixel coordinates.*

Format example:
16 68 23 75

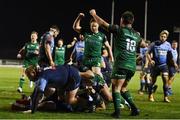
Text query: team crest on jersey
98 36 103 40
87 35 91 38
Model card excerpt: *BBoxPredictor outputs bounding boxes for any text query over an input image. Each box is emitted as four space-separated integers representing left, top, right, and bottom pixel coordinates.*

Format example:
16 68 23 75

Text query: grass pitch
0 66 180 119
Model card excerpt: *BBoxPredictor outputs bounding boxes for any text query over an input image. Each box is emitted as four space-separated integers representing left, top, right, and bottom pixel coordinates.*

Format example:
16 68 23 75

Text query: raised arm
89 9 110 30
73 13 85 33
67 37 77 48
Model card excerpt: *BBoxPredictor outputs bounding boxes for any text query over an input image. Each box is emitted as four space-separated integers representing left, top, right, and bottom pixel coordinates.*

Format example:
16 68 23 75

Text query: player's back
113 26 141 71
40 65 69 86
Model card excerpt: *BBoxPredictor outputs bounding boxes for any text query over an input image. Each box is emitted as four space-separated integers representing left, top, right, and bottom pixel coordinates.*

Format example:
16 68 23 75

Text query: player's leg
66 66 82 105
144 66 152 93
162 72 170 102
145 73 151 93
66 87 79 105
138 72 145 95
111 68 127 118
167 67 176 95
99 83 112 102
168 76 175 95
92 66 106 86
160 65 170 102
17 67 26 93
79 70 95 80
121 70 139 116
148 66 159 102
111 78 125 118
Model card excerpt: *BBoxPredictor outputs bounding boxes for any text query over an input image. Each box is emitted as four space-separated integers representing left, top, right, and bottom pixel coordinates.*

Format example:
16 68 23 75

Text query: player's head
90 18 99 33
159 30 169 42
79 34 84 41
57 39 64 47
25 65 39 82
172 40 178 49
31 31 38 42
145 40 151 47
120 11 134 26
50 25 60 38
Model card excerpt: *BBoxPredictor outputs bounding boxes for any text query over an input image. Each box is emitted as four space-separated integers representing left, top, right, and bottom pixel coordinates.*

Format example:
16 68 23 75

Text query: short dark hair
172 40 177 43
145 40 151 45
31 31 38 35
121 11 134 25
90 18 96 24
58 38 64 42
50 25 60 33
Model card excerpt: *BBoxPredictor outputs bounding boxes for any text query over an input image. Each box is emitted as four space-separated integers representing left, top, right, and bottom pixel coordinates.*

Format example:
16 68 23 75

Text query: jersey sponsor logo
114 74 126 78
125 33 138 39
158 50 167 56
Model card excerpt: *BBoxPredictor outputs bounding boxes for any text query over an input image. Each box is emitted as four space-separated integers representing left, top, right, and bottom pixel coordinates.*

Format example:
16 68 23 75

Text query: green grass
0 66 180 119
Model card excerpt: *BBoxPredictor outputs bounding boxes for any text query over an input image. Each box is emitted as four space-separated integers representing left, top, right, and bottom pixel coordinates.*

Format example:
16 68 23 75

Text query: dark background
0 0 180 59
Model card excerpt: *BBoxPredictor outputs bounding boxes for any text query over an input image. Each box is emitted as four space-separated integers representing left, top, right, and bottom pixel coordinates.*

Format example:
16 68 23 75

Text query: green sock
120 95 125 104
121 91 137 110
19 78 25 88
93 74 105 86
112 92 121 113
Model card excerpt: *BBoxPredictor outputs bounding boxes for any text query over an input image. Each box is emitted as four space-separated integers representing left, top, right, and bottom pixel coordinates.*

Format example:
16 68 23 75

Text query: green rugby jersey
108 25 141 71
54 46 66 65
83 31 107 58
24 42 39 66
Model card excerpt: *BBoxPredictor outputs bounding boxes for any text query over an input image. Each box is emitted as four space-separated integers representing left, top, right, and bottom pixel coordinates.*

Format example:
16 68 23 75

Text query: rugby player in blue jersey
25 65 94 113
69 34 85 68
167 40 179 95
138 40 152 95
147 30 178 102
39 25 60 68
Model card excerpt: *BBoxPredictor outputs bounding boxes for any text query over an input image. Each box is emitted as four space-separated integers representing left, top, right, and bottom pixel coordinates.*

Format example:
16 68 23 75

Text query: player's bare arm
89 9 109 30
104 41 114 62
73 13 85 33
67 37 77 48
45 43 54 67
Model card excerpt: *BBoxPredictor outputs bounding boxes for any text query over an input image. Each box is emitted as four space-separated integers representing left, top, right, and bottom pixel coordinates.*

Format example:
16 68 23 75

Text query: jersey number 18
126 38 136 52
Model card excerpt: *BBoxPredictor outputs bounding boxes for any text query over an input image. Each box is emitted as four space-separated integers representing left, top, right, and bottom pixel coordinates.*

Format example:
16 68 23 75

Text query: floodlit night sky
0 0 179 59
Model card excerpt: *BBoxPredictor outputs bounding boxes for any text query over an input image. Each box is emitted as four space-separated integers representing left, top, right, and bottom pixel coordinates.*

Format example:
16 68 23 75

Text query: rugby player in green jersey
73 13 114 106
54 37 77 66
90 9 145 118
17 31 39 93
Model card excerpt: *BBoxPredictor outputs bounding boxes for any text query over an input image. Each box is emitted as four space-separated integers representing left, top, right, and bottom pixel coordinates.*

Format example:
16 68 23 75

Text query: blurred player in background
137 40 152 95
167 40 179 95
39 25 60 68
17 31 39 93
54 37 77 66
69 34 85 68
101 46 113 87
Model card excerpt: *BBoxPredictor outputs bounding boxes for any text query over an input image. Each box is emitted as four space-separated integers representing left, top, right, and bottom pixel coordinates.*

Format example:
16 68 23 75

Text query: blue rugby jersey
36 65 80 92
39 32 55 64
140 47 148 65
72 40 85 62
148 40 172 66
171 48 178 63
